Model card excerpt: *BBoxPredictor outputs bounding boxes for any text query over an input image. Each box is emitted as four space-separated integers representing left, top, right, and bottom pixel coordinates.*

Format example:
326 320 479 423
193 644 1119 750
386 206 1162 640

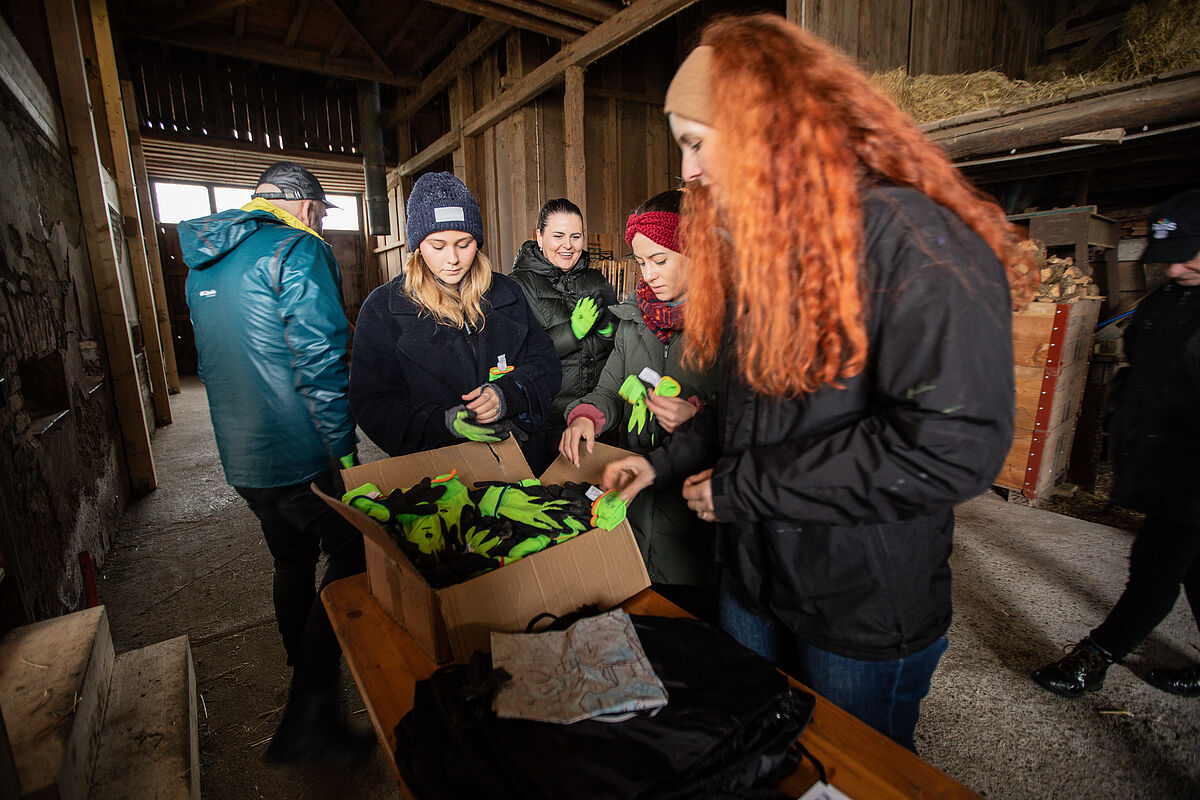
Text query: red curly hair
681 14 1033 398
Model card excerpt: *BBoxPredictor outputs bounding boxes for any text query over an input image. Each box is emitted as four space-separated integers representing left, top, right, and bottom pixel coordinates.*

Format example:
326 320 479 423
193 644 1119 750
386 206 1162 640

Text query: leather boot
1145 664 1200 697
1032 638 1114 698
265 684 376 765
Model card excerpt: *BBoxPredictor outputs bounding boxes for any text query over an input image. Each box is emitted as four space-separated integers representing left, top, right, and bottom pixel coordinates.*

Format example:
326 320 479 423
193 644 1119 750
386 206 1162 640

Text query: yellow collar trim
241 197 325 241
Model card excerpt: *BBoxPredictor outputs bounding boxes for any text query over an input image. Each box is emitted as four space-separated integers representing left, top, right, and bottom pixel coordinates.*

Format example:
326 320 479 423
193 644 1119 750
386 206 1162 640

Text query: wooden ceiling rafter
383 5 425 59
320 0 394 77
133 0 260 36
282 0 313 47
125 28 420 86
392 18 509 125
420 0 584 41
408 11 469 73
533 0 622 23
481 0 594 31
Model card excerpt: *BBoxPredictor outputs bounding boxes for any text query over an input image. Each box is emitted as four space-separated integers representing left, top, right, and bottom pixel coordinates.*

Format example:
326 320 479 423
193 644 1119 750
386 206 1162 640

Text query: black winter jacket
509 241 617 421
349 272 561 461
1108 281 1200 523
647 186 1015 660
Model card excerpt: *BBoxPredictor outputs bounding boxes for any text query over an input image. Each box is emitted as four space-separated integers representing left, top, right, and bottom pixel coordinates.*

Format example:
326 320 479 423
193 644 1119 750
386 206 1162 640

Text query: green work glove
445 406 503 443
619 374 652 435
570 296 599 339
475 483 572 531
590 490 627 531
342 483 391 523
339 453 357 469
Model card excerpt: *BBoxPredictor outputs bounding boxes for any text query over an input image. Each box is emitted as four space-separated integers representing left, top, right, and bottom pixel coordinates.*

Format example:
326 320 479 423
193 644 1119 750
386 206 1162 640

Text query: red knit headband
625 211 681 253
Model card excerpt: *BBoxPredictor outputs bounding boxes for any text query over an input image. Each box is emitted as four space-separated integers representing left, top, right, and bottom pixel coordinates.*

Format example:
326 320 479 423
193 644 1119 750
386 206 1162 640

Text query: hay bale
873 0 1200 124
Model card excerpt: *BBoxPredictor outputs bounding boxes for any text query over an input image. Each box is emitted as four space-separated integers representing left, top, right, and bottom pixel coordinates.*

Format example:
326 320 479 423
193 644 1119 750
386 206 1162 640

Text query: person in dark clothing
1033 189 1200 699
350 172 560 469
602 15 1033 751
560 190 719 620
179 161 369 764
510 198 617 464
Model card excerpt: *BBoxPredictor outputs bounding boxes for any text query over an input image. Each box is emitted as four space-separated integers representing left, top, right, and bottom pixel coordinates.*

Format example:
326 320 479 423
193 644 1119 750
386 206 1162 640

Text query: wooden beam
127 0 259 36
464 0 696 135
383 4 423 58
408 11 467 72
283 0 312 47
321 0 394 77
534 0 621 23
564 65 585 220
474 0 593 31
0 12 64 150
124 29 419 86
401 126 460 175
45 0 157 490
420 0 582 41
91 0 172 425
122 79 180 393
232 6 246 37
390 19 508 124
929 75 1200 160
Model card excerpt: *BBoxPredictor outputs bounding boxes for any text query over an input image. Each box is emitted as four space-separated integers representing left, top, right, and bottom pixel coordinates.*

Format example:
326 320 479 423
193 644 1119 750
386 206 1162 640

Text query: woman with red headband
602 14 1033 751
561 189 719 618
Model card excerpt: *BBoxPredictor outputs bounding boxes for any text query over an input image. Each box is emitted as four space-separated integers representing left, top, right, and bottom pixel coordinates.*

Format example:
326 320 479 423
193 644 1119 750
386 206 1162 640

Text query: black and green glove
570 296 600 339
445 406 506 443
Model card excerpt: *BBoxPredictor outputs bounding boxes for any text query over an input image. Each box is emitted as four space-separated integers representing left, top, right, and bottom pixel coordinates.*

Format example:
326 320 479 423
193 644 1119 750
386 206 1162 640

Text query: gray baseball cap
252 161 338 208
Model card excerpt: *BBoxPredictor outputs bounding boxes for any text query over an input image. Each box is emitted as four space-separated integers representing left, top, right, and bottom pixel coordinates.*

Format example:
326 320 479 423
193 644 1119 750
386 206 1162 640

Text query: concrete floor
98 377 1199 799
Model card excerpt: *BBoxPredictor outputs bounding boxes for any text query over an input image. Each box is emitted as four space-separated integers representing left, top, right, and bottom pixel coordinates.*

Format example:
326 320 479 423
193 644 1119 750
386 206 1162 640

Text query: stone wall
0 80 128 628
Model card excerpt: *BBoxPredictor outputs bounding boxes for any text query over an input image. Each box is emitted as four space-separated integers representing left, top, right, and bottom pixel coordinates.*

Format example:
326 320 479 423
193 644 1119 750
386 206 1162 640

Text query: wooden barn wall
378 30 679 284
797 0 1051 77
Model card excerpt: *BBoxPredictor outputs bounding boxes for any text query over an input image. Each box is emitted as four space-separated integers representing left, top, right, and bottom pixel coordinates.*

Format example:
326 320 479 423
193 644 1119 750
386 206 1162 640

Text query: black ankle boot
265 685 376 765
1145 664 1200 697
1032 638 1115 698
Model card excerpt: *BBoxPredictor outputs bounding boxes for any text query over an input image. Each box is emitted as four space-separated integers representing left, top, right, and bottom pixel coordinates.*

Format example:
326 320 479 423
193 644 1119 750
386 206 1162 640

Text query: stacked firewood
1022 240 1102 303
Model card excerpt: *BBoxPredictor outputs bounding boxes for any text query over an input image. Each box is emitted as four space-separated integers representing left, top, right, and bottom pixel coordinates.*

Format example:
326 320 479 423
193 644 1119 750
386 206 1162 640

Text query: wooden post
45 0 157 491
121 80 181 394
786 0 803 26
90 0 172 426
564 65 586 222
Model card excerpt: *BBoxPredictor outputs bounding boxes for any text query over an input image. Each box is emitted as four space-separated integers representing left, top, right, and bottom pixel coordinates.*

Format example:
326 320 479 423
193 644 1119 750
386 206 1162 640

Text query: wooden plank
564 65 586 221
474 0 593 31
130 0 260 36
930 76 1200 159
320 0 394 77
91 0 172 426
283 0 313 47
0 13 64 150
46 0 156 490
90 636 199 800
538 0 622 22
391 19 508 124
123 29 419 86
420 0 583 40
405 0 700 169
0 606 114 800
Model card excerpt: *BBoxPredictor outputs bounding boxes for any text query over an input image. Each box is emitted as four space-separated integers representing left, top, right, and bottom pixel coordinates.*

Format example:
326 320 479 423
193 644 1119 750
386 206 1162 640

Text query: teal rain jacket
179 206 354 488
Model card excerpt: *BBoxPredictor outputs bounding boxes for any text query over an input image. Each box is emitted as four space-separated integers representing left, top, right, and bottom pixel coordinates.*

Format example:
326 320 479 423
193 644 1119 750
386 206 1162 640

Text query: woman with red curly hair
603 14 1032 751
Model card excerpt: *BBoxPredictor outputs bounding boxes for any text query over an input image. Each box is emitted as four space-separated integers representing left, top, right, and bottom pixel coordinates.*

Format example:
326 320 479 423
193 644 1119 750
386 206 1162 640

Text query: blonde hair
403 248 494 329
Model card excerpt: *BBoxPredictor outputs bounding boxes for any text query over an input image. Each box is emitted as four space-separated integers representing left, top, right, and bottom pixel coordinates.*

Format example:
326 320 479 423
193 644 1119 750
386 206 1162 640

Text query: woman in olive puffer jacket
510 198 616 465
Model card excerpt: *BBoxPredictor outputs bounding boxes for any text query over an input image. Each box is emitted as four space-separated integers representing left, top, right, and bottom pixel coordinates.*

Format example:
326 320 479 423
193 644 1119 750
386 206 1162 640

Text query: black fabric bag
393 614 818 799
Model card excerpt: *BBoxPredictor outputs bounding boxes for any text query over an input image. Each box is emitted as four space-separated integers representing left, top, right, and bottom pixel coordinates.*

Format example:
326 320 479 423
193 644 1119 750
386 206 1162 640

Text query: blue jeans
719 571 947 752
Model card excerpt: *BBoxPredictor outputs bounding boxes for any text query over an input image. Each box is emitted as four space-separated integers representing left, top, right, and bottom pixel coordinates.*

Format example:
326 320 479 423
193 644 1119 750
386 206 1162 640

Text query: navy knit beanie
406 172 484 250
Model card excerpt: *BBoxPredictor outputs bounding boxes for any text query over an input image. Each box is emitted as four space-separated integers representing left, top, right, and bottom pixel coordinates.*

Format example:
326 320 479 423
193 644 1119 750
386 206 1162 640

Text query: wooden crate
995 299 1101 502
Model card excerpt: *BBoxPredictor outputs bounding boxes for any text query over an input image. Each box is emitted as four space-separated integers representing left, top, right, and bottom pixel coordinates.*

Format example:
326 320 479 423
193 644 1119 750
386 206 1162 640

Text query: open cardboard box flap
314 438 650 662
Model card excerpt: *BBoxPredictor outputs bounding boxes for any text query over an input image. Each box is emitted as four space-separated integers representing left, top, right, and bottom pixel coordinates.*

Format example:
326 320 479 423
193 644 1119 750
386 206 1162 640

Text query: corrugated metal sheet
142 136 366 194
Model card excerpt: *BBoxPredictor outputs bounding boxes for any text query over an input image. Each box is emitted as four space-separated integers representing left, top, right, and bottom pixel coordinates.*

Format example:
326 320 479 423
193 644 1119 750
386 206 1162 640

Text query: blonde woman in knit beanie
602 14 1033 752
560 189 719 621
350 172 561 468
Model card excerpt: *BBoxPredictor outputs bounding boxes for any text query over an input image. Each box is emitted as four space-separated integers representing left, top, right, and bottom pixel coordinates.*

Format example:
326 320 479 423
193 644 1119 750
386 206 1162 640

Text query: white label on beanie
435 206 466 223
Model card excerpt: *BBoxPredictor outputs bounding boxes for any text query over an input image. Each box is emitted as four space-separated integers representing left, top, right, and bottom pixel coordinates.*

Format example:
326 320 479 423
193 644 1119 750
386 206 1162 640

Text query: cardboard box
315 438 650 663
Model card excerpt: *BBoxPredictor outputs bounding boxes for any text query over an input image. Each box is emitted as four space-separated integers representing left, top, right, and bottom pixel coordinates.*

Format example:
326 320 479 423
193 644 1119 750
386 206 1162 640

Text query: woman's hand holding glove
570 296 600 339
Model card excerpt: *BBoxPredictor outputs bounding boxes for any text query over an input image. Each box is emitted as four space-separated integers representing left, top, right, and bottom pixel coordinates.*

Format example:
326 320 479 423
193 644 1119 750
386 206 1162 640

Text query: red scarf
637 279 685 344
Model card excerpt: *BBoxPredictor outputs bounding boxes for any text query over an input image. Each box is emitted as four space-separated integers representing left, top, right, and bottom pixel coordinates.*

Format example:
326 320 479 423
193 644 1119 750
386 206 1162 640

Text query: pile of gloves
618 367 682 450
343 473 627 588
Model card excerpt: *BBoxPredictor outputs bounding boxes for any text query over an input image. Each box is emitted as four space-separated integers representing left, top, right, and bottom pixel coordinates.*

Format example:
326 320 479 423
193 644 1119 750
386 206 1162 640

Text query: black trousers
1090 514 1200 661
235 471 365 693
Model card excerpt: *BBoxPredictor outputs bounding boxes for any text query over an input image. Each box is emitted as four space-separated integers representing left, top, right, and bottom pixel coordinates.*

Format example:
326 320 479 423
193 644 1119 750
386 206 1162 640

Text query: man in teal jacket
180 162 369 764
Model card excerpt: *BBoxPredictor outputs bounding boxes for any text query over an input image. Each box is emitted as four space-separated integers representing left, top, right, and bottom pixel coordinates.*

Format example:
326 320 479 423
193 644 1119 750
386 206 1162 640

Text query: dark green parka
566 299 719 586
509 241 616 452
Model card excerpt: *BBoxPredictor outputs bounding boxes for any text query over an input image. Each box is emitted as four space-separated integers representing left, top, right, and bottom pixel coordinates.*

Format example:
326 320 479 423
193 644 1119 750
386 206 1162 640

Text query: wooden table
322 574 981 799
